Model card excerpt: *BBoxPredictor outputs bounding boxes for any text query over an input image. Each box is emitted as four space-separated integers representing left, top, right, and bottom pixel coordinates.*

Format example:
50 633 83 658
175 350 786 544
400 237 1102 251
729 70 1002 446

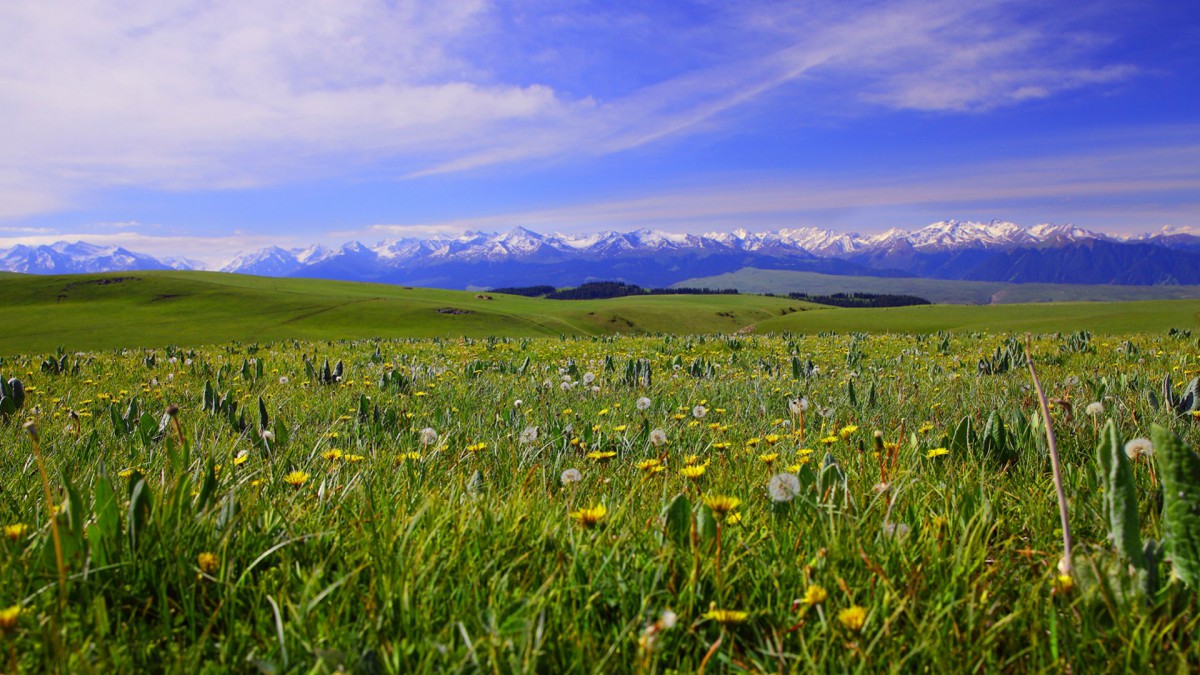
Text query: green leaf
1096 420 1147 570
663 494 691 549
1153 424 1200 587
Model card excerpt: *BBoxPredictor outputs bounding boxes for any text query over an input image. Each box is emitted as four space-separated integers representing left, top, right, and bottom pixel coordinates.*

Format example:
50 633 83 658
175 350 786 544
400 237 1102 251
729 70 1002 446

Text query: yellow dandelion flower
803 585 828 605
703 607 749 624
702 494 741 516
4 524 28 541
926 447 949 459
322 448 344 461
680 464 707 479
197 552 220 574
0 605 21 632
586 450 617 462
282 470 310 487
636 459 664 473
918 422 934 434
571 504 607 528
1052 574 1074 594
839 425 858 439
398 451 422 462
820 435 839 445
683 454 701 465
759 452 779 465
233 454 249 466
838 605 867 632
613 424 627 432
746 437 761 447
764 434 780 445
712 442 731 450
343 453 366 463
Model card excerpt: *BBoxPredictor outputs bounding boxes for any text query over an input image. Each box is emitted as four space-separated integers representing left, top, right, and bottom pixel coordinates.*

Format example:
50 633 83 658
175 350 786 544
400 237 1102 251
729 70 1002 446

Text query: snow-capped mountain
0 241 194 274
4 221 1199 287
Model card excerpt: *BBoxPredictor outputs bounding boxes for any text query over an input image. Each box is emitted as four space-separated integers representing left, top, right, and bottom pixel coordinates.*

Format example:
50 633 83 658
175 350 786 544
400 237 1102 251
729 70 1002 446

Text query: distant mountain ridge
4 221 1200 288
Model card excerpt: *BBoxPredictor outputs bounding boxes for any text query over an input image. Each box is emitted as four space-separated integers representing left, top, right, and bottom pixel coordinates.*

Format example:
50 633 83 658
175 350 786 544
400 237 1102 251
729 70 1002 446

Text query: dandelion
838 605 867 632
197 552 220 574
926 447 949 459
1052 574 1074 594
636 397 652 411
819 435 839 445
322 448 344 461
279 376 289 385
586 450 617 462
759 452 778 465
683 454 701 465
649 428 668 447
282 470 310 487
692 405 707 419
4 524 28 541
1085 401 1104 416
343 453 365 463
233 451 249 466
788 397 809 414
583 372 595 385
513 399 523 408
703 606 749 625
636 459 664 474
520 426 539 444
1124 437 1153 459
571 504 607 528
0 605 20 632
768 473 801 502
918 422 934 434
839 425 858 440
764 434 780 445
702 494 741 517
398 451 421 462
560 468 582 486
680 465 707 479
802 584 828 606
419 427 438 446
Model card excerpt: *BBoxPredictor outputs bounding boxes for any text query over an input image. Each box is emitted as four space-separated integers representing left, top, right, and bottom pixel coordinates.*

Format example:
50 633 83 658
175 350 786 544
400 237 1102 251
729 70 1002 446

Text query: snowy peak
0 240 189 274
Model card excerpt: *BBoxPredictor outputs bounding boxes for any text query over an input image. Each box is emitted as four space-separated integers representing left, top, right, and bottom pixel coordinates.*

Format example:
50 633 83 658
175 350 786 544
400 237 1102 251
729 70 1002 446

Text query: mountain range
4 221 1200 288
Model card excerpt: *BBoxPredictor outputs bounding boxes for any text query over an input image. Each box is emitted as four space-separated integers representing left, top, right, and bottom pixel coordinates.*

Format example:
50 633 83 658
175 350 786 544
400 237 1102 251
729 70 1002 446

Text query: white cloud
0 0 1140 215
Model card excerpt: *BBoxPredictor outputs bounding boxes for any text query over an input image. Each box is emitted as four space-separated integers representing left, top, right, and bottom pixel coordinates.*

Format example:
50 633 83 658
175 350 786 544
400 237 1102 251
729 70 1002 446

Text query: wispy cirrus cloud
0 0 1141 216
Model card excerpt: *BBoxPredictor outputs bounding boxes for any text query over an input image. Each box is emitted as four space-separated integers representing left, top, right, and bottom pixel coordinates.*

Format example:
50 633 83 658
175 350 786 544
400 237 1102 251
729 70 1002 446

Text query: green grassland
2 271 1199 355
676 268 1200 305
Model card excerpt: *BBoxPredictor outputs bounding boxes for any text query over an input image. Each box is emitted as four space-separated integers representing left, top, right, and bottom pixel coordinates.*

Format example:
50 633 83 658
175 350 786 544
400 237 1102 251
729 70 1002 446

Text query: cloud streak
0 0 1140 215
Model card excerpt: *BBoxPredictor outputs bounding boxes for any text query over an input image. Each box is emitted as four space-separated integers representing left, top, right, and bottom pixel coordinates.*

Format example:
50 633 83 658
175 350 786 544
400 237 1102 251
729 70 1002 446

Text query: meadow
1 325 1199 672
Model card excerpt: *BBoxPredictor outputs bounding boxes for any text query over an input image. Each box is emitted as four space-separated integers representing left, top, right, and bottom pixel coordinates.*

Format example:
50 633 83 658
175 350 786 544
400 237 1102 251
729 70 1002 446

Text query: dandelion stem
1025 335 1073 575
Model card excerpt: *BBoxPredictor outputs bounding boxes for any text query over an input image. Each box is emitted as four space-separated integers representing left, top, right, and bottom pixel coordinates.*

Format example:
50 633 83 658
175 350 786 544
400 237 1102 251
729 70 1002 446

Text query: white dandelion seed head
563 424 574 435
513 399 523 407
883 522 911 539
419 427 438 446
279 376 289 385
649 428 668 447
520 426 539 444
1085 401 1104 416
692 405 707 419
583 372 595 385
659 610 677 630
561 468 582 485
591 385 600 393
260 430 275 441
1124 437 1154 459
636 397 652 411
768 473 801 503
560 381 573 391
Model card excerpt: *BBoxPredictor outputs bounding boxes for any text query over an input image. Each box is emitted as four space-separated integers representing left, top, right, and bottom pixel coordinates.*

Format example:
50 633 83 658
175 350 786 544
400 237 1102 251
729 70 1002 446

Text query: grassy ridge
676 268 1200 305
0 272 815 353
2 271 1199 355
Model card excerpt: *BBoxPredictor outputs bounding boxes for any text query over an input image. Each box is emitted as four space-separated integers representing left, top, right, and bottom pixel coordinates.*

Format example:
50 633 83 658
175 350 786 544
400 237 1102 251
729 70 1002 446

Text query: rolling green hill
0 271 818 354
675 268 1200 305
2 271 1197 354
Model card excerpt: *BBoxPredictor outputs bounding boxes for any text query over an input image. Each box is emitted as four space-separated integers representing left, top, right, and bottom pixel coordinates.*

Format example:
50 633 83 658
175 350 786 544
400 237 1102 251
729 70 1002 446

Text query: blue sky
0 0 1197 265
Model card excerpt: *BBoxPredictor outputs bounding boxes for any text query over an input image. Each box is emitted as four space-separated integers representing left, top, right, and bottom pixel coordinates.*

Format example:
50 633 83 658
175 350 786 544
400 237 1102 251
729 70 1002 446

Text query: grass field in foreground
676 268 1200 305
1 271 1199 355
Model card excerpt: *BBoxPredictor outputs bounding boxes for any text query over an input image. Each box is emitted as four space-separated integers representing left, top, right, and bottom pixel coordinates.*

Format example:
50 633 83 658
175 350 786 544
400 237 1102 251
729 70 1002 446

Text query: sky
0 0 1198 267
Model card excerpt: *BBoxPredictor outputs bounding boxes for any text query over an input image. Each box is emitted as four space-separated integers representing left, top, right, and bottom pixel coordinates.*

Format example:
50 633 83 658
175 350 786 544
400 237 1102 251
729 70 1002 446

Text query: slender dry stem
1024 335 1073 575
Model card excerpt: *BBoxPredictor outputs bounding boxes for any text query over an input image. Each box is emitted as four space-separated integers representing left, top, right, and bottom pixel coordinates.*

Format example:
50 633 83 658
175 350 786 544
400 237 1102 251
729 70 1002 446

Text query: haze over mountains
4 221 1200 289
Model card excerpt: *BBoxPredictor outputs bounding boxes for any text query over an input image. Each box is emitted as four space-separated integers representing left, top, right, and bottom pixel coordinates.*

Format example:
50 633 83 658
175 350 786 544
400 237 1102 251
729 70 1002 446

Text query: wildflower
282 470 310 487
680 465 707 479
788 397 808 415
649 428 668 446
197 552 220 574
322 449 344 461
839 425 858 439
636 397 652 411
465 442 487 453
1124 437 1153 459
637 459 665 474
819 435 839 445
926 447 949 459
343 453 365 463
583 372 596 385
759 452 778 465
398 451 421 461
702 494 741 517
802 584 828 606
764 434 781 445
419 427 438 446
513 399 522 408
520 426 539 444
571 504 607 528
4 524 28 541
233 452 249 466
1085 401 1104 416
683 454 701 465
838 605 867 632
768 473 801 502
612 424 627 432
0 605 20 632
586 450 617 462
1052 574 1074 594
279 376 289 385
703 606 749 625
693 405 707 419
560 468 582 486
917 422 934 434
